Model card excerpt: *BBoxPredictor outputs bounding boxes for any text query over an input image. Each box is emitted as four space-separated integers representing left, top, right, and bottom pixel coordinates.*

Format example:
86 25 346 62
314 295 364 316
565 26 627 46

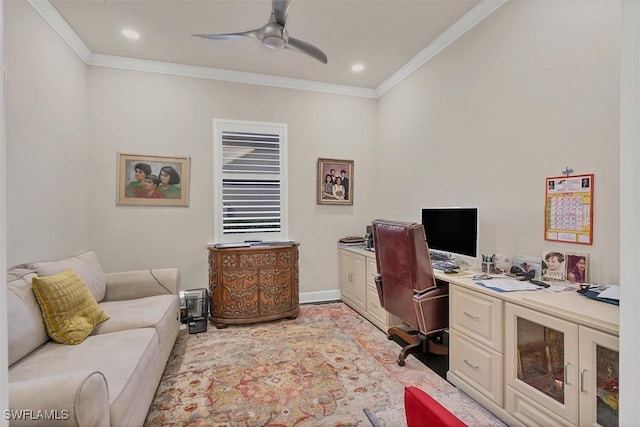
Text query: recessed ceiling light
351 64 365 72
121 29 140 40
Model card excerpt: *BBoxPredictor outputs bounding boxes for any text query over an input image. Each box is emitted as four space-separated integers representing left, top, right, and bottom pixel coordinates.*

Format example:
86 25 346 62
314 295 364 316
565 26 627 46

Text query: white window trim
213 118 288 242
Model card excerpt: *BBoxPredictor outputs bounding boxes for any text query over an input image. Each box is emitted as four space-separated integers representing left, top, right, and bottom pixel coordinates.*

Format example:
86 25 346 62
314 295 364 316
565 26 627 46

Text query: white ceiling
44 0 503 96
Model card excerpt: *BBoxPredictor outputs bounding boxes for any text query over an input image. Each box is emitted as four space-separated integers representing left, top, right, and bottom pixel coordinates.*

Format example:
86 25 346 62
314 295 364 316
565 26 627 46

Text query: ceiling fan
192 0 328 64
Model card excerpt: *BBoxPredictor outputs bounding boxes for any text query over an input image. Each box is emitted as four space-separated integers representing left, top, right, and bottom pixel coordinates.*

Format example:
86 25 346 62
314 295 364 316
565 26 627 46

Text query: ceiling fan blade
286 37 328 64
192 29 260 41
272 0 290 26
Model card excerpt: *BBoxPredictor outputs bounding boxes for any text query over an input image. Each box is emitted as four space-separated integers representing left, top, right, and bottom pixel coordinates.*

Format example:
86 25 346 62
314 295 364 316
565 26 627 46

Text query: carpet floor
144 302 505 426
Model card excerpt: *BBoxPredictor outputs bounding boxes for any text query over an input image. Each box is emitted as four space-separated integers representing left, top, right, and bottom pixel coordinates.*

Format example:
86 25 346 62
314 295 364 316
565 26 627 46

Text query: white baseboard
299 290 341 304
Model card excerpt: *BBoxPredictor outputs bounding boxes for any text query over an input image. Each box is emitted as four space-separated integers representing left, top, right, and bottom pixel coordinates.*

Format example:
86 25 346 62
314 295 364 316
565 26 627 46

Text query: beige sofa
7 250 181 427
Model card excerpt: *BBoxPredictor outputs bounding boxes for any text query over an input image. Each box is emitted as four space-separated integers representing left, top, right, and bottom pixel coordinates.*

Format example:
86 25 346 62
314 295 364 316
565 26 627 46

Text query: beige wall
0 0 637 422
4 2 377 298
5 2 90 266
376 0 620 284
87 68 378 296
3 0 621 290
0 0 8 419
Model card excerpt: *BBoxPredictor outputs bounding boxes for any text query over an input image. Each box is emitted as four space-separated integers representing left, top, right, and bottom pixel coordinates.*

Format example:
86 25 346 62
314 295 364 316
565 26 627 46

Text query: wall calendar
544 174 594 245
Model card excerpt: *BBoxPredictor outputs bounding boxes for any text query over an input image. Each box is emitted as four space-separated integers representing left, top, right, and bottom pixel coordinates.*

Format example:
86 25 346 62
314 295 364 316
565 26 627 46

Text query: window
213 119 288 242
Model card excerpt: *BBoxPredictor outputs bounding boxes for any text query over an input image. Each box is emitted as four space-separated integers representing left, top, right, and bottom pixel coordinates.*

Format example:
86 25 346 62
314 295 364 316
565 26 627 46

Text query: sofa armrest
104 268 180 301
8 371 109 427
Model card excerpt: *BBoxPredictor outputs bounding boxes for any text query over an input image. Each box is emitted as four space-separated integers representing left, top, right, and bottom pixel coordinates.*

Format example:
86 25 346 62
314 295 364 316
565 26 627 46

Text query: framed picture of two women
317 158 354 205
117 153 190 207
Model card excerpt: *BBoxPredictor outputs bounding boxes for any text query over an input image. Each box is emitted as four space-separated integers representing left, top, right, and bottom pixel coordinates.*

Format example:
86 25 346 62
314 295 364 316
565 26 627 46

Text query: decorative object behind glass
596 344 619 427
516 316 565 404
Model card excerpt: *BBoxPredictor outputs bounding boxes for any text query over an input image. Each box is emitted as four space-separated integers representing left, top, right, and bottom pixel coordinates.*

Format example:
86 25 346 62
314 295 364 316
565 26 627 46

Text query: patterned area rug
144 302 505 426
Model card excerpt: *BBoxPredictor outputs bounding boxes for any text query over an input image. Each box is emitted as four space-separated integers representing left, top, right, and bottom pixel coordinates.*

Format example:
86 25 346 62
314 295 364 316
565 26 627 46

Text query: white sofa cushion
9 328 160 427
95 295 179 342
7 268 49 366
29 249 107 302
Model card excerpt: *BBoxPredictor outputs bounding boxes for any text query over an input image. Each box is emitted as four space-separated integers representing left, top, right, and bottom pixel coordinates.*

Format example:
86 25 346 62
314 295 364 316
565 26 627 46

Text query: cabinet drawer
367 286 386 325
451 285 503 351
450 329 503 406
506 386 573 427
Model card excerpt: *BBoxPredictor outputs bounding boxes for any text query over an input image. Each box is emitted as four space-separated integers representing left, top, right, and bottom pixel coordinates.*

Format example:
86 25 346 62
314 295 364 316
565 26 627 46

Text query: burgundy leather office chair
372 219 449 366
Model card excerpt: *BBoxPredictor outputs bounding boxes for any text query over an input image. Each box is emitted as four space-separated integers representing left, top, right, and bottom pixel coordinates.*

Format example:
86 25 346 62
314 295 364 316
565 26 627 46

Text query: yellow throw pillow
32 269 109 345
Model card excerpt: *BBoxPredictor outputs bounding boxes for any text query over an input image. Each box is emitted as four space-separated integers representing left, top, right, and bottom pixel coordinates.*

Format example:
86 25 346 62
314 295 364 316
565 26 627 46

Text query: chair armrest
374 274 385 307
8 371 109 427
104 268 180 301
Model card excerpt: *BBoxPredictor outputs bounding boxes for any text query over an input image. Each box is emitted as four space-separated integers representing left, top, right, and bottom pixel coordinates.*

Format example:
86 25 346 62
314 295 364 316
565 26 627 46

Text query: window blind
220 130 283 235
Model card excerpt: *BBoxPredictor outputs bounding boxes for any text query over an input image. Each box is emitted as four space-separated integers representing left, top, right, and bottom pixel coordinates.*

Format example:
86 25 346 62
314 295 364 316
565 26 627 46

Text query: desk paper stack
597 285 620 301
475 279 540 292
339 236 365 246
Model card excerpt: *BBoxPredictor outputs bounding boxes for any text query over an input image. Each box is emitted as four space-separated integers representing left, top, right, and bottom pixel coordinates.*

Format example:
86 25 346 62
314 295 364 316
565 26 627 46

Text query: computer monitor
421 207 479 264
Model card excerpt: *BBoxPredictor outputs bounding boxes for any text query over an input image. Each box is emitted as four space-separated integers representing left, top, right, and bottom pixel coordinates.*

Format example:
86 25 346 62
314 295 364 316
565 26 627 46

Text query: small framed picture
317 158 354 205
117 153 190 207
542 251 567 281
565 253 589 284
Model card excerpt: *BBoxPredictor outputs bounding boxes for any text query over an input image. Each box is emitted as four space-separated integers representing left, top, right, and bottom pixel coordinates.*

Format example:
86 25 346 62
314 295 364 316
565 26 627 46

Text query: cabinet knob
463 311 480 320
564 362 572 385
580 369 587 393
463 359 480 370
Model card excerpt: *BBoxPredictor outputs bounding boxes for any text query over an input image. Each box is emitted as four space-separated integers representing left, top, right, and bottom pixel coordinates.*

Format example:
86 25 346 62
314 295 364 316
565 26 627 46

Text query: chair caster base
397 359 406 366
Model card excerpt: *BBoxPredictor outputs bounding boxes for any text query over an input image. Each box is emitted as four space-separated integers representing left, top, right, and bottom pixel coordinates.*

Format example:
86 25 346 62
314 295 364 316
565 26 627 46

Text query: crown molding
375 0 508 98
29 0 506 99
89 54 377 98
28 0 93 64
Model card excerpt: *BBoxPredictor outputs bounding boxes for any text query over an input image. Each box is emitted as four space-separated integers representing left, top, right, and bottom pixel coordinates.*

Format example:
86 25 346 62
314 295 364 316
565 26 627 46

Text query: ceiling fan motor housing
261 22 288 49
192 0 327 63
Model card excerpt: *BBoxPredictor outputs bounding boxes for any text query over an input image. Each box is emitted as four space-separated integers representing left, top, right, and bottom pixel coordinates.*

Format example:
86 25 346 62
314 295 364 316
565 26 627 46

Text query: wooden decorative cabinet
207 243 300 328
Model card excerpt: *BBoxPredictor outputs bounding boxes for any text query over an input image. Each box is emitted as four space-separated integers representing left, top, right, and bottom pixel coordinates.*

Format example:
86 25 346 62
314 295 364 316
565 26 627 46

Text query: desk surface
339 244 619 336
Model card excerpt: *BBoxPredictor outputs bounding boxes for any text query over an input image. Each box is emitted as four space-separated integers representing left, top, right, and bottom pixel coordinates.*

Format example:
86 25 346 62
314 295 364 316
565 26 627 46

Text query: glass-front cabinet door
505 303 579 425
579 325 619 427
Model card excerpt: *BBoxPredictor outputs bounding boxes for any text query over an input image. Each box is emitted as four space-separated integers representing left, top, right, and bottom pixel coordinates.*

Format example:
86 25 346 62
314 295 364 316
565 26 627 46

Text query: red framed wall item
544 174 594 245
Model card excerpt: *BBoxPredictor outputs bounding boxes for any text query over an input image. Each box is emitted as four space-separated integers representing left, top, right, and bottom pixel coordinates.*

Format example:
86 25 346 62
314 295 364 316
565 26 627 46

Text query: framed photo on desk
317 158 354 205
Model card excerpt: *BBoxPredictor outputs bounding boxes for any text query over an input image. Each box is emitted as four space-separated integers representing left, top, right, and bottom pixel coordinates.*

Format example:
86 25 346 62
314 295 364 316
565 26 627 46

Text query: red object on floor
404 386 467 427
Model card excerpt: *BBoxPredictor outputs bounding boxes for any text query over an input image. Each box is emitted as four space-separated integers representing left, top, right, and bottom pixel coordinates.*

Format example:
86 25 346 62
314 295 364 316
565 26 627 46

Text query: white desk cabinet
338 246 399 332
505 303 580 425
504 303 619 427
578 326 619 427
339 248 366 310
445 275 619 427
449 286 503 406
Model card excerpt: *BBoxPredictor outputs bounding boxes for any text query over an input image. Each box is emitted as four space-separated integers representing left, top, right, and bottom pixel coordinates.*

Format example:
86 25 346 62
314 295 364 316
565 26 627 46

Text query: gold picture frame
565 253 589 284
117 153 190 207
517 342 552 380
317 158 354 205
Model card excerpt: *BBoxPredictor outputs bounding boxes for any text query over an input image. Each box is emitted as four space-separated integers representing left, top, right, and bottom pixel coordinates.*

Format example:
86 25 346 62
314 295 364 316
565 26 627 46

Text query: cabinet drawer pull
564 362 571 385
463 359 480 370
463 311 480 320
580 369 587 393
